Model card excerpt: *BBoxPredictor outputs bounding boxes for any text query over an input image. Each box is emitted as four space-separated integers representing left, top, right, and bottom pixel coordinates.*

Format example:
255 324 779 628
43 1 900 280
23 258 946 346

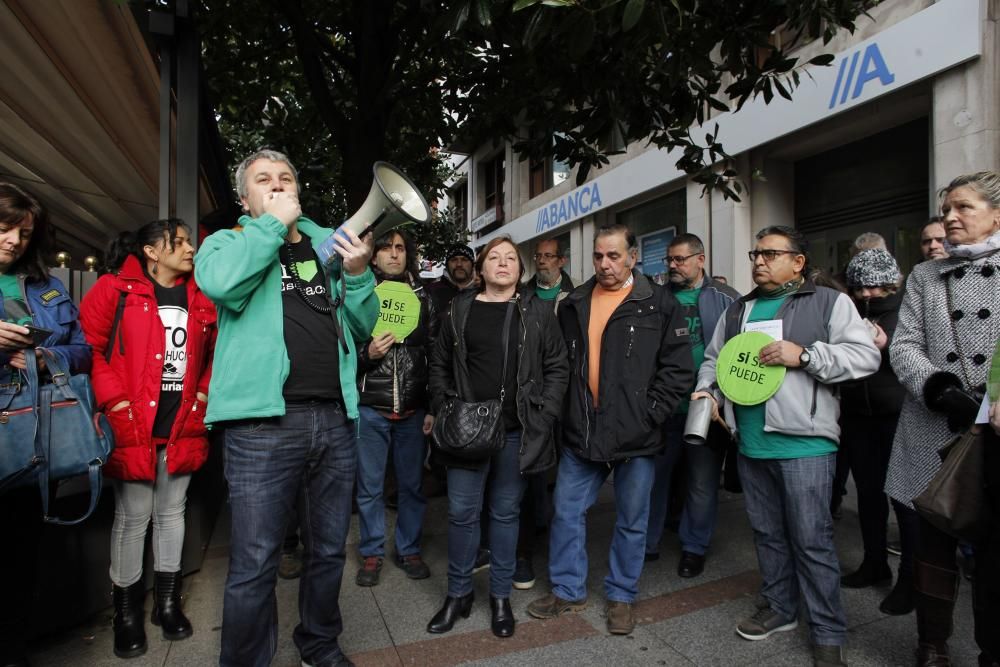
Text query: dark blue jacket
693 274 740 347
0 274 91 379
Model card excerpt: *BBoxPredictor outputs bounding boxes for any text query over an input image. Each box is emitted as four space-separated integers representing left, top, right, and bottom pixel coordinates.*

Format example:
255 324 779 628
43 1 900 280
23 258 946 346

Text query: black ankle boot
426 593 474 634
151 571 193 640
112 581 147 659
490 596 514 638
880 572 915 615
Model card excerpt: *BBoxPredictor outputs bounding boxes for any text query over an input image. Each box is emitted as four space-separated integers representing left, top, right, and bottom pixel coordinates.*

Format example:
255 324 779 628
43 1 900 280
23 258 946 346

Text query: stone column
931 2 999 191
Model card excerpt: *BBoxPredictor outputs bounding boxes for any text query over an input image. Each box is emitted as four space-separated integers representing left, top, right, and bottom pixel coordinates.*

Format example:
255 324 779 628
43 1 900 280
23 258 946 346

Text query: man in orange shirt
527 224 693 635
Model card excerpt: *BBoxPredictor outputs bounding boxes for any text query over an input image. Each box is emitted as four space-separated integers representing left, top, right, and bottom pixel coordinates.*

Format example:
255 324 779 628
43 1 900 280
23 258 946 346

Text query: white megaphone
318 161 431 271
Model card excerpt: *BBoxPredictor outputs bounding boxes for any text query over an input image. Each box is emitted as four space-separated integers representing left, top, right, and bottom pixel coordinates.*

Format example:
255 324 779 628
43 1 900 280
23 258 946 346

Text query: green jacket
194 213 378 424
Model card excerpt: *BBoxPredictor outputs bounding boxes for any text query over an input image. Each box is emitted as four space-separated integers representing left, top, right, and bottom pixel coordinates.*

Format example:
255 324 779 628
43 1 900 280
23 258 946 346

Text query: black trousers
840 412 898 564
0 486 43 660
891 499 921 577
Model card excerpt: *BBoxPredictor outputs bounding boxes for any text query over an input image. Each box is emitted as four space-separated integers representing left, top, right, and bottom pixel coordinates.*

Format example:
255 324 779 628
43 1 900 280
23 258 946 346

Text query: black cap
446 244 475 263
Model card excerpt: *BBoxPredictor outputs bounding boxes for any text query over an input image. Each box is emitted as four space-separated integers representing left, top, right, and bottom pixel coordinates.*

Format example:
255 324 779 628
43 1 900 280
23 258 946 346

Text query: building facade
450 0 997 294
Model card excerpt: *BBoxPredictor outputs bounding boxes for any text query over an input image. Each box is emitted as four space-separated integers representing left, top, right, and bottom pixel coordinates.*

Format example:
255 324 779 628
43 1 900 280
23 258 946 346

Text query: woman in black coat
426 236 568 639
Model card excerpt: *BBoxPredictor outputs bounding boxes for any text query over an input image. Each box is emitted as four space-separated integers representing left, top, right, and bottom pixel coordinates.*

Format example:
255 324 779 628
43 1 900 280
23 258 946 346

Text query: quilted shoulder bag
432 299 515 461
0 348 114 525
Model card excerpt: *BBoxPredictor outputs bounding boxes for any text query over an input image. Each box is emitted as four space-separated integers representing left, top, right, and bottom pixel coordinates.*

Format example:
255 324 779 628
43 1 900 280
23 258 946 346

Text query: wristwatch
799 347 812 368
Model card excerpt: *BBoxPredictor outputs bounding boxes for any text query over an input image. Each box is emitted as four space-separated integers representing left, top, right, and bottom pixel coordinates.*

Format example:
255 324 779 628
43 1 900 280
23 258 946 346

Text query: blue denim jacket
0 273 91 380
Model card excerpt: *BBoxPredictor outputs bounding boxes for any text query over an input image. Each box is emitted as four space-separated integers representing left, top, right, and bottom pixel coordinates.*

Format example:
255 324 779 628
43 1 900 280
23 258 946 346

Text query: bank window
528 156 571 199
483 153 504 210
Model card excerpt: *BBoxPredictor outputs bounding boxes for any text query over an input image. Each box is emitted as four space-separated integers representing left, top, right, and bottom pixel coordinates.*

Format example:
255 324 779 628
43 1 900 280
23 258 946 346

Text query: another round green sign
715 331 787 406
372 281 421 341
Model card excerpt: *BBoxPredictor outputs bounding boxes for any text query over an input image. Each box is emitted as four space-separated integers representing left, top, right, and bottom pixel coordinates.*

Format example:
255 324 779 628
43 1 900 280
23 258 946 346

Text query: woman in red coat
80 219 216 659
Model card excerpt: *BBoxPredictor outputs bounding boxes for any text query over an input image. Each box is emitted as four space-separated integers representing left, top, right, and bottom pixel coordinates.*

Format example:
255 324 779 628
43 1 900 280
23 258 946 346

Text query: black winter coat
839 288 905 416
357 277 439 413
559 271 693 462
428 287 569 474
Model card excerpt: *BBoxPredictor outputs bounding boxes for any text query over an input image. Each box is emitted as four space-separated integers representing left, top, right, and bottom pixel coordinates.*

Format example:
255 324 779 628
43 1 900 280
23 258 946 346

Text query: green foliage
410 207 471 266
451 0 878 197
196 0 876 246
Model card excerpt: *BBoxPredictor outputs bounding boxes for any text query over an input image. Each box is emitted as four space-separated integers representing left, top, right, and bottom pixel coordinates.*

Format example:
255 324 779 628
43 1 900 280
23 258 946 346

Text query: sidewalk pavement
28 479 980 666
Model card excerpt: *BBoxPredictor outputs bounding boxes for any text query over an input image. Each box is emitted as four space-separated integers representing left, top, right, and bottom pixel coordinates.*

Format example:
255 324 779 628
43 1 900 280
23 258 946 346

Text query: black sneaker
473 548 491 573
513 557 535 590
356 556 383 587
395 553 430 580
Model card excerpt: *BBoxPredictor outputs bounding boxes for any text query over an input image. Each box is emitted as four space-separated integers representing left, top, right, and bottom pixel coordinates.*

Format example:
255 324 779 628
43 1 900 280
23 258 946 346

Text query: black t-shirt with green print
278 236 342 402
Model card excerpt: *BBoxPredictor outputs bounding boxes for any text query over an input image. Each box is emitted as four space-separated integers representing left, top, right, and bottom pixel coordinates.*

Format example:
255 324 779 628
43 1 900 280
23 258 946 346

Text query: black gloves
924 372 981 432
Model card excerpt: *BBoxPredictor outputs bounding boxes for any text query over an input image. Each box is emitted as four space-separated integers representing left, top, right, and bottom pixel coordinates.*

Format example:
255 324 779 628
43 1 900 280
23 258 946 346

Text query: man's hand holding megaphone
330 226 374 276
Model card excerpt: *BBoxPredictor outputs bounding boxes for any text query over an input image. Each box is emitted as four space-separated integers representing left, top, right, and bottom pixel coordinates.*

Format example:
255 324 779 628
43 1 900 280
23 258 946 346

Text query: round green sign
372 281 421 341
715 331 787 406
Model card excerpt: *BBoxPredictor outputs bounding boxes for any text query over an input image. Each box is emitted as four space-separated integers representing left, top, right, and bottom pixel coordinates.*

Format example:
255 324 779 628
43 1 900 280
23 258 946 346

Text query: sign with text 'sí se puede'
716 331 786 406
373 281 421 341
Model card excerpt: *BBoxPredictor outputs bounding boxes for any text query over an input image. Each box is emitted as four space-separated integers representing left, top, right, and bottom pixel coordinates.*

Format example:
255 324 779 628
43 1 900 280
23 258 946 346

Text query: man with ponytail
195 149 377 667
80 219 217 659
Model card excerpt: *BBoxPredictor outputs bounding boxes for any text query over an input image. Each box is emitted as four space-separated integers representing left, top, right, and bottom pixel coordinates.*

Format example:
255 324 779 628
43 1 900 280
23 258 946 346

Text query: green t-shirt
733 294 837 460
0 274 31 325
534 282 562 301
673 287 703 414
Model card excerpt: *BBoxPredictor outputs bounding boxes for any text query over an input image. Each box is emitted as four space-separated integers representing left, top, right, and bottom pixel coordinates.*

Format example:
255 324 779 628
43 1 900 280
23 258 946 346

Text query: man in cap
426 244 476 318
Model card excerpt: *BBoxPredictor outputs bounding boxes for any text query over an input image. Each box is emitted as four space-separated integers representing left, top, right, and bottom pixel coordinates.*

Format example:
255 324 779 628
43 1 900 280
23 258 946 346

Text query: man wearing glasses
692 226 879 667
511 237 576 590
526 238 574 312
644 233 738 578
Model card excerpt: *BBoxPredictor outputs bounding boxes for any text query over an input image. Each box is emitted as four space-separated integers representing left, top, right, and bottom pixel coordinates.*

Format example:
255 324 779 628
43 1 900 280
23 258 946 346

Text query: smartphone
23 324 53 347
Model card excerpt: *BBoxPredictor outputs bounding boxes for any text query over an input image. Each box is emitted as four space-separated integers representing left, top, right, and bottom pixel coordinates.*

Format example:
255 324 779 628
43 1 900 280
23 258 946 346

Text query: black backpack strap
104 291 128 363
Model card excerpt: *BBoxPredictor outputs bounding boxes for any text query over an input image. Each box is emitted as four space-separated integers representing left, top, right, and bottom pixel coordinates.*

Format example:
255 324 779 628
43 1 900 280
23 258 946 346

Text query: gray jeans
109 446 191 587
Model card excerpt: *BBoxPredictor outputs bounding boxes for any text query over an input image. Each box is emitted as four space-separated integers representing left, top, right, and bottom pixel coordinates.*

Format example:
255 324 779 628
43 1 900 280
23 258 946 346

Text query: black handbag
913 428 991 543
432 299 515 461
0 348 114 525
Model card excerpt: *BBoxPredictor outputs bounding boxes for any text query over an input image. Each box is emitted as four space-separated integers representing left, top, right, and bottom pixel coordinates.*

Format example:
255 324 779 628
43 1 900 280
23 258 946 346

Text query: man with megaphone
195 148 379 667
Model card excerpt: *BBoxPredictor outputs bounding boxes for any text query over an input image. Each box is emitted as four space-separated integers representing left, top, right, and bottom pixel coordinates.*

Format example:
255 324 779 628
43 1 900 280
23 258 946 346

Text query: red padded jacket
79 255 217 480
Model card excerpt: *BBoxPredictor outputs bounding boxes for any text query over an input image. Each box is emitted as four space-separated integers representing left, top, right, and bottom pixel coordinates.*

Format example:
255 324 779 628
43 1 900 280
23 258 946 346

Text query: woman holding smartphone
0 182 90 666
80 219 217 659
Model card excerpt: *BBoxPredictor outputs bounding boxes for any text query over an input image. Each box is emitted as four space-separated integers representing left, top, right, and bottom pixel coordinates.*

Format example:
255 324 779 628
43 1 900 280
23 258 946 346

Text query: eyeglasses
748 249 800 263
666 253 701 265
533 252 561 261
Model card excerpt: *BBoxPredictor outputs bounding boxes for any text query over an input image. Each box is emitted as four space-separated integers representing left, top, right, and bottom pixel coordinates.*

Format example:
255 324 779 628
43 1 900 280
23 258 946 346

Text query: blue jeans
446 430 525 599
646 416 724 556
738 453 846 646
220 401 356 667
356 406 427 558
548 448 656 603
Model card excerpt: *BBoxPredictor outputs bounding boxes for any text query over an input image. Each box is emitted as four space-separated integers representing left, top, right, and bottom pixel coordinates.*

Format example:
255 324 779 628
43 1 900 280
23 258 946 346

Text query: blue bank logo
828 43 895 109
536 183 603 233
